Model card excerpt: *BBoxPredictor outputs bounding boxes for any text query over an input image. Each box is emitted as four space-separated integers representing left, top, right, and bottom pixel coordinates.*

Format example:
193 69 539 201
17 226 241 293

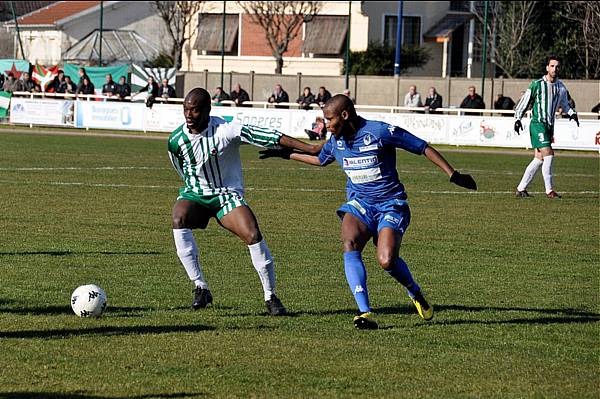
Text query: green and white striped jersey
168 117 282 196
514 76 575 126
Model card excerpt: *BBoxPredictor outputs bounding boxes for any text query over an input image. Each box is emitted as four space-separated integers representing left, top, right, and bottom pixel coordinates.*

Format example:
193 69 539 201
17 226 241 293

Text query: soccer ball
70 284 108 318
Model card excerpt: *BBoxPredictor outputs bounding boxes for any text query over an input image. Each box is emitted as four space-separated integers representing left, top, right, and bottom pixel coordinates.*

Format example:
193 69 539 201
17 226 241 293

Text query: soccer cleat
411 291 433 321
353 312 379 330
515 189 532 198
265 294 287 316
546 191 561 199
192 287 213 310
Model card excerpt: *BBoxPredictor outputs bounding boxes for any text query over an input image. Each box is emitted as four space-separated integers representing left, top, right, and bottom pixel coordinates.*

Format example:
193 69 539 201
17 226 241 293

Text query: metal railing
6 91 600 118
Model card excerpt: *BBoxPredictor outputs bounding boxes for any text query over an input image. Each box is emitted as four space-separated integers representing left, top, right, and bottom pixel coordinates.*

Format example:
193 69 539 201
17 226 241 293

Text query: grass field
0 129 598 398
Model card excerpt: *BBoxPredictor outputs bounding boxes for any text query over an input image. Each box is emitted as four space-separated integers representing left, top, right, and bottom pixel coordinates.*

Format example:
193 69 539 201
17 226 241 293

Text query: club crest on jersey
210 147 218 156
363 133 373 146
337 140 345 150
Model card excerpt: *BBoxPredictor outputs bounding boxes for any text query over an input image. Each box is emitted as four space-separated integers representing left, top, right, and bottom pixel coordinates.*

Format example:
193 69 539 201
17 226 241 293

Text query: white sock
542 155 555 194
173 229 208 289
248 239 276 301
517 158 543 192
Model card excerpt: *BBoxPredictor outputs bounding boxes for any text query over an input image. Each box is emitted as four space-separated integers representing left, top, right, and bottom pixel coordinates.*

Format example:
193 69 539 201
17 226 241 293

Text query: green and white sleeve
514 83 534 121
239 124 282 148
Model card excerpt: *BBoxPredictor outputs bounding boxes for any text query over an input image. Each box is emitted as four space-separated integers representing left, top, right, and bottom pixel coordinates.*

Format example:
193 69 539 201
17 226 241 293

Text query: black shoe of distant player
515 189 532 198
546 190 562 199
353 312 379 330
192 287 213 309
265 294 287 316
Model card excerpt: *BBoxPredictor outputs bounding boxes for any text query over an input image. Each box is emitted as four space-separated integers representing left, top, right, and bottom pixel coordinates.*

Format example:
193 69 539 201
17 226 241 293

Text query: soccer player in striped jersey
260 95 477 329
169 88 318 315
514 55 579 199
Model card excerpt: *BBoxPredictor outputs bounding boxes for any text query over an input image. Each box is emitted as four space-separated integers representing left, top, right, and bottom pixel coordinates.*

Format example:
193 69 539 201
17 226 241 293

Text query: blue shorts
336 197 411 237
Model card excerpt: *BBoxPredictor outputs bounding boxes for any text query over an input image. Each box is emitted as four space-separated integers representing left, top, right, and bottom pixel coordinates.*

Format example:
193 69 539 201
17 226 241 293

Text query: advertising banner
75 100 145 130
9 97 74 126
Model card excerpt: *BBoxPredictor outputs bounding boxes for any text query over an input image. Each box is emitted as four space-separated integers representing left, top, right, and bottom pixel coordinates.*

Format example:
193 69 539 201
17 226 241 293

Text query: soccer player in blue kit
261 95 477 329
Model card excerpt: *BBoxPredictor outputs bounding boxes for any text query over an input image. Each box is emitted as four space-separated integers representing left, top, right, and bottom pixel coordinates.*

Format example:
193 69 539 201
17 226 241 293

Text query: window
383 15 421 48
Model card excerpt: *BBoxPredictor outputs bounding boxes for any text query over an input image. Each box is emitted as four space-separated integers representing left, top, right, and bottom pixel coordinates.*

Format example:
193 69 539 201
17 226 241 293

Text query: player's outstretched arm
279 135 324 154
424 146 477 190
258 149 323 166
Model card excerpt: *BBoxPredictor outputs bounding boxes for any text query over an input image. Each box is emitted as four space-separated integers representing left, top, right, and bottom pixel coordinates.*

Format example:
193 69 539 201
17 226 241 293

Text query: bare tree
560 2 600 79
237 1 321 74
154 1 206 69
473 1 544 78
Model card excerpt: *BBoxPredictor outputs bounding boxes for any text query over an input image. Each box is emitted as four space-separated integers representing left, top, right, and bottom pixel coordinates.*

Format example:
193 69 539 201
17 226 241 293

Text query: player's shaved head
185 87 211 107
184 88 212 133
323 94 356 117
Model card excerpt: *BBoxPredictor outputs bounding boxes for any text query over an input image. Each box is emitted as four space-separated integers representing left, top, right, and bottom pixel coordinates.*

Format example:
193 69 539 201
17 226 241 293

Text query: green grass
0 130 598 398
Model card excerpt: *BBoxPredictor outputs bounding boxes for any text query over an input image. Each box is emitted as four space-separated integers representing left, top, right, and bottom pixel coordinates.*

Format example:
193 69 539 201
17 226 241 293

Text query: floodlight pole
220 0 226 89
9 1 26 60
393 1 403 77
344 0 351 90
481 0 488 101
99 1 104 66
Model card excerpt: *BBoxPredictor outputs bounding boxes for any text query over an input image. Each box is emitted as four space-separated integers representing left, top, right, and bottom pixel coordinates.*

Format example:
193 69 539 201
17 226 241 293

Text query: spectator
115 76 131 101
0 73 4 90
212 86 230 104
424 87 442 114
77 76 95 95
268 83 289 109
59 76 76 94
230 83 250 106
158 78 176 100
493 93 515 116
296 86 315 110
343 89 355 103
304 116 327 141
459 86 485 115
137 76 160 108
315 86 332 107
49 70 65 93
2 72 22 93
102 74 118 97
592 103 600 113
77 67 89 92
21 72 39 92
404 85 423 108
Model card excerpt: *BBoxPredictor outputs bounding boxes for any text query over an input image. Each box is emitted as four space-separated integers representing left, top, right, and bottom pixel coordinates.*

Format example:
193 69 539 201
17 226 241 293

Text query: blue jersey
318 117 428 203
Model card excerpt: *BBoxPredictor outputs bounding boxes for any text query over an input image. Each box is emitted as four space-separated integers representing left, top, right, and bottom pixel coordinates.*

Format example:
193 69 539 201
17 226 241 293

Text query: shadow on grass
0 250 165 256
0 324 214 339
0 305 157 317
433 304 600 317
0 392 203 399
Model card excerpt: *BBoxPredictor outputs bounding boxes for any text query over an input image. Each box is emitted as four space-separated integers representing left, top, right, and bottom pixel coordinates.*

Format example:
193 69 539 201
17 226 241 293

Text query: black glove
514 120 523 135
569 113 579 127
450 171 477 190
259 148 293 160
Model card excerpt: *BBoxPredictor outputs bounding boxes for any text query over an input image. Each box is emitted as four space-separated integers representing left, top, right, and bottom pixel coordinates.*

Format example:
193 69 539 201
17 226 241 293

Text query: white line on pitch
0 179 597 195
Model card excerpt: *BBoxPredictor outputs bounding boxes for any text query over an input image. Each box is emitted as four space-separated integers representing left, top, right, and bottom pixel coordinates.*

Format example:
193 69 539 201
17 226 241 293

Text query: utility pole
99 1 104 66
466 0 474 78
344 1 352 89
220 1 226 90
393 1 403 76
9 1 26 60
481 1 488 102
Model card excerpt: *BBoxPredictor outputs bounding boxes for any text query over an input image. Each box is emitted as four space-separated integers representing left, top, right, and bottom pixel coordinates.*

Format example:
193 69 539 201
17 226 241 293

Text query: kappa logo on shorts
383 215 400 225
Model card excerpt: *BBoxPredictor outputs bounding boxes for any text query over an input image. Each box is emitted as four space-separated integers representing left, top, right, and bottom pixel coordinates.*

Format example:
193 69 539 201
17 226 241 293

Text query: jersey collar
182 117 212 137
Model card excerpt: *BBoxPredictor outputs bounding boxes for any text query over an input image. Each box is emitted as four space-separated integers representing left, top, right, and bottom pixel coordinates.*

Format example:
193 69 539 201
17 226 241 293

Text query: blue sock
343 251 371 313
386 257 421 298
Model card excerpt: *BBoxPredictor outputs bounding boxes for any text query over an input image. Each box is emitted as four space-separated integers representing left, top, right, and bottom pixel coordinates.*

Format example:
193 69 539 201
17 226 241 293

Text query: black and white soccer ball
70 284 107 318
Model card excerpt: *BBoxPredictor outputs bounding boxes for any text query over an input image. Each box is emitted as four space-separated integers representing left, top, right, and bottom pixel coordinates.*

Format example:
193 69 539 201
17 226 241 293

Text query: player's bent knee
172 213 190 229
342 238 361 252
241 229 262 246
377 253 396 270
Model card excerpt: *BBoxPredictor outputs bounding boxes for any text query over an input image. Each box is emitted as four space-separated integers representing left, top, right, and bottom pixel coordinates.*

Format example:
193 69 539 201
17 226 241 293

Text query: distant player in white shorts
168 88 318 315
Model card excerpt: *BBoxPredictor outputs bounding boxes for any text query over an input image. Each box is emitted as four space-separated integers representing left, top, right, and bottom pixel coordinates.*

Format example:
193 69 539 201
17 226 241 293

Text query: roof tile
17 0 100 26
